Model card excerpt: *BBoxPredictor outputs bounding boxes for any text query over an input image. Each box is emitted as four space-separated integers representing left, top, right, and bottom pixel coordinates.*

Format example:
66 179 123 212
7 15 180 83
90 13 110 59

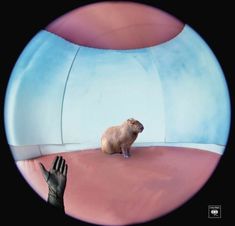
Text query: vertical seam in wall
39 145 43 156
149 47 167 143
60 47 80 144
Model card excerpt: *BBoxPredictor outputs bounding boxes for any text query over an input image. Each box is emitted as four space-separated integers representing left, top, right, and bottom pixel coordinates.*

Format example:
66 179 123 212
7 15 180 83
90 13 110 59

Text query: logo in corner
208 205 221 218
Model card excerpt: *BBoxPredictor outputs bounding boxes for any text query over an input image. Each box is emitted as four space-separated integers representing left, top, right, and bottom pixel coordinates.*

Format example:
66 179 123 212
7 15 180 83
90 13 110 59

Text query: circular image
4 2 230 225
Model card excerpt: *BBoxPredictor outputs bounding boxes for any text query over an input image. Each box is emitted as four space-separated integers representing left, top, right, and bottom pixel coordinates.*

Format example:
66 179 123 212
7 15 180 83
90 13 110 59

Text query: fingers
55 156 62 171
39 162 49 181
63 164 68 177
52 156 67 175
60 158 65 174
52 156 59 170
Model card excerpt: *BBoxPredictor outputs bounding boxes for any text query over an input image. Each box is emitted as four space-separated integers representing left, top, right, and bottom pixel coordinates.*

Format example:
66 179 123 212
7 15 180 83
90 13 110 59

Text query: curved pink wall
46 2 184 49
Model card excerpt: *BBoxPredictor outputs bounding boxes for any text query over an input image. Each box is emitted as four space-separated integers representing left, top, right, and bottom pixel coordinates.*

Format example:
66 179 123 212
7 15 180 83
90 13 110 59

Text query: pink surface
46 2 184 49
17 147 220 225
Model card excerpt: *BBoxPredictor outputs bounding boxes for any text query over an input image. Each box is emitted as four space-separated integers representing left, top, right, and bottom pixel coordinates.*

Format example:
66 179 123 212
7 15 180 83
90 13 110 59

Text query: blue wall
62 46 166 144
151 26 230 144
4 31 78 145
4 26 230 147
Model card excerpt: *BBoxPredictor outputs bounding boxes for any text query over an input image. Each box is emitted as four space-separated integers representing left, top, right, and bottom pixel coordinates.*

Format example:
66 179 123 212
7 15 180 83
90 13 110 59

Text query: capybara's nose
140 125 144 132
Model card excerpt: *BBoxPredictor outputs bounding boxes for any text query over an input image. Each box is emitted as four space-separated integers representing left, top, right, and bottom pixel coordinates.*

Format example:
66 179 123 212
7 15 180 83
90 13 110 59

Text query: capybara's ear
127 118 135 123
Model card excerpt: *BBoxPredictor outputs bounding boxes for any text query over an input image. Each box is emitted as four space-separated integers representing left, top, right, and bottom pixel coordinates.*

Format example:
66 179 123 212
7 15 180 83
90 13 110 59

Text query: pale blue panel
4 31 78 145
5 25 230 150
151 25 230 145
62 47 165 144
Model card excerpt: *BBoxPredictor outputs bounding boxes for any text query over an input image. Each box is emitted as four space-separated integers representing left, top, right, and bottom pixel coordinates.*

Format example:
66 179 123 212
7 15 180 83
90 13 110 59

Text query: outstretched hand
39 156 68 200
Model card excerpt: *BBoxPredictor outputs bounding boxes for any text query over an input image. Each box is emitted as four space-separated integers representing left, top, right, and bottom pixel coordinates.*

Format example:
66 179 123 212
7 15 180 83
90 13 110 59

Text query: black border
1 1 234 225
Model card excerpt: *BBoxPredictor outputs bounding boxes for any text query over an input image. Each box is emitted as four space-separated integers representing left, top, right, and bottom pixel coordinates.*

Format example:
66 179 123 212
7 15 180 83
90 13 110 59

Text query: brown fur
101 118 144 158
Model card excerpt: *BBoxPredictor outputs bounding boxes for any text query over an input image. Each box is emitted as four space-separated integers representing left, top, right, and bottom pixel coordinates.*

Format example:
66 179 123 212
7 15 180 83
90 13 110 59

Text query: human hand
39 156 68 200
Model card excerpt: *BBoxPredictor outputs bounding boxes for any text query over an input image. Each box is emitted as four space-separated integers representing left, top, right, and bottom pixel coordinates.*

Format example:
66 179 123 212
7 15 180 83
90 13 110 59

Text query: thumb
39 162 49 182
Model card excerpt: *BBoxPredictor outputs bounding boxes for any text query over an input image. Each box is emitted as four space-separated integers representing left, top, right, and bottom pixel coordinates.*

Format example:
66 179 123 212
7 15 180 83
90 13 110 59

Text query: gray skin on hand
39 156 68 210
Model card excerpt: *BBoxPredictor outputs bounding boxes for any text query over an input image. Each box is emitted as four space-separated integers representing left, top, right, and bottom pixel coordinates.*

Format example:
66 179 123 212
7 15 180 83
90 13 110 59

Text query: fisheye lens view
4 2 230 225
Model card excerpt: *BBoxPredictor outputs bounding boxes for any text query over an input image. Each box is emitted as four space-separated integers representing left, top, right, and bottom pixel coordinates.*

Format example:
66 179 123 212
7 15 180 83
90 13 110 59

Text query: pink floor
17 147 220 225
46 2 184 49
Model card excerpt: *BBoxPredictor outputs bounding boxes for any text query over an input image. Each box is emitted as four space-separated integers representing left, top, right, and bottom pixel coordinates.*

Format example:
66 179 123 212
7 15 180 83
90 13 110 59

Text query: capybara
101 118 144 158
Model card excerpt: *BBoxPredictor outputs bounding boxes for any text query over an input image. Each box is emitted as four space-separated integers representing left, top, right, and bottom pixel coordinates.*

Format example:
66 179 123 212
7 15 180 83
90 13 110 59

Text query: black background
0 1 234 225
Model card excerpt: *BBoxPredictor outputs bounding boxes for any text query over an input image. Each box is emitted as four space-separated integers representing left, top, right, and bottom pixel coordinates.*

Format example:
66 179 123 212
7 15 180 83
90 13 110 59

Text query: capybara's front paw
123 153 130 159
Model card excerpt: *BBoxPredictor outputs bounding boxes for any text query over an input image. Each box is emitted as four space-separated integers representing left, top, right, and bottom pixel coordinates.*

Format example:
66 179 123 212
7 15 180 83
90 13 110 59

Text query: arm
39 156 68 212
